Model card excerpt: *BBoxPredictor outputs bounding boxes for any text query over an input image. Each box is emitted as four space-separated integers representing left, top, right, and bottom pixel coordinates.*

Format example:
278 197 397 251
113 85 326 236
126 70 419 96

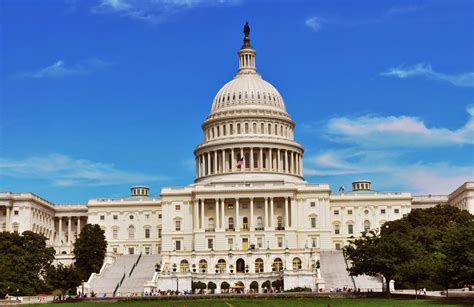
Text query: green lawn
43 297 472 307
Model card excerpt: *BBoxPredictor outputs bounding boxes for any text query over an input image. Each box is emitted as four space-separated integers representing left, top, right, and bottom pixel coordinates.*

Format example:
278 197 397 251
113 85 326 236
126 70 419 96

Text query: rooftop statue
244 21 250 38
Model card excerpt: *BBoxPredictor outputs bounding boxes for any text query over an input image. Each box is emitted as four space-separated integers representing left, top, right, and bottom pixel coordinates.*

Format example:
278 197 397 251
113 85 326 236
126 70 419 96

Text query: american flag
237 157 244 168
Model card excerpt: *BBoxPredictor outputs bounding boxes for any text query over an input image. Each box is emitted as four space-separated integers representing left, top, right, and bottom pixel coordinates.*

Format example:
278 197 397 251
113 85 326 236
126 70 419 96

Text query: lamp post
81 280 84 297
16 289 19 300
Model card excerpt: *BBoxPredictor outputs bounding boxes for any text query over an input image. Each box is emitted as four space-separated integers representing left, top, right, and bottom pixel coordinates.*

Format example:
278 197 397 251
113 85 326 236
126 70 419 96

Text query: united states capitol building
1 25 473 294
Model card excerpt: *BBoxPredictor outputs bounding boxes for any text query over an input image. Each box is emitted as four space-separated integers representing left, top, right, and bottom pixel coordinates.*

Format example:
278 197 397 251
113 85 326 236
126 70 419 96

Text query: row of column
196 147 303 178
193 197 292 232
56 216 85 245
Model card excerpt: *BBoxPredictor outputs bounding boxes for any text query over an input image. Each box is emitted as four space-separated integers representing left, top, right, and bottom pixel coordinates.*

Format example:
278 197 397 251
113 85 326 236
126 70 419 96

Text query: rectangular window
311 217 317 228
310 202 316 207
175 220 181 231
175 240 181 251
158 214 162 219
277 237 283 248
347 209 353 215
145 214 149 219
257 237 263 248
335 243 341 250
228 204 234 209
113 215 118 220
334 210 339 215
145 247 150 255
348 224 353 234
395 209 400 214
113 229 118 239
381 209 386 214
113 247 118 253
228 238 233 249
335 225 340 235
100 215 105 220
158 228 162 238
311 237 318 248
208 238 214 250
175 204 181 211
14 210 19 216
145 228 150 238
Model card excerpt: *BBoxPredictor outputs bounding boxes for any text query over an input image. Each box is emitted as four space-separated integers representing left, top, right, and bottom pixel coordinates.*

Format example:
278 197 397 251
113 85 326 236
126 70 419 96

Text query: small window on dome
233 94 235 100
263 93 266 99
251 92 254 99
245 92 248 99
227 95 230 101
257 93 260 99
239 93 241 99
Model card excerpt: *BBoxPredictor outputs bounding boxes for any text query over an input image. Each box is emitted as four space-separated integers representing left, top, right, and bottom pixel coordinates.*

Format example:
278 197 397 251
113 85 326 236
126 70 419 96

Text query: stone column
269 148 272 171
215 199 220 230
290 151 294 174
58 217 63 244
250 198 254 230
231 148 235 172
221 199 225 229
284 150 288 173
235 198 240 231
201 199 205 230
202 155 206 176
300 155 303 176
270 198 274 228
77 217 81 237
264 197 269 229
5 206 10 231
295 154 299 176
68 217 72 243
259 148 263 170
277 150 281 172
194 200 199 231
222 149 226 173
285 197 289 228
291 198 297 228
214 151 218 174
207 152 211 175
250 147 254 171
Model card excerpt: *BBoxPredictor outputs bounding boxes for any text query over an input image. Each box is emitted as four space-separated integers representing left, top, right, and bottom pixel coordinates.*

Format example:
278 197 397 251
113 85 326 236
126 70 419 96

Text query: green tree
46 264 81 299
0 231 55 298
220 281 230 291
72 224 107 280
250 281 259 290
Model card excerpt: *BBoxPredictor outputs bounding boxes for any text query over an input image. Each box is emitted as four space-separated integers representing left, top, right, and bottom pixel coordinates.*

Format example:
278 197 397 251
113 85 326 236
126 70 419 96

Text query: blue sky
1 0 473 203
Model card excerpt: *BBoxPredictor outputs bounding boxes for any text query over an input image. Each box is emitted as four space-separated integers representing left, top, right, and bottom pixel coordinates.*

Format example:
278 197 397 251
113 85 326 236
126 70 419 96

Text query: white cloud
381 63 474 87
17 58 110 79
0 153 167 187
92 0 239 24
325 106 474 147
305 16 322 32
385 5 422 17
305 149 473 195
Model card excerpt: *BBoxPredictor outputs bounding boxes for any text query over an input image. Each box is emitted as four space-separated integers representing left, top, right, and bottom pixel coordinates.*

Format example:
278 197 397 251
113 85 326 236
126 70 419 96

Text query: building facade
1 26 473 292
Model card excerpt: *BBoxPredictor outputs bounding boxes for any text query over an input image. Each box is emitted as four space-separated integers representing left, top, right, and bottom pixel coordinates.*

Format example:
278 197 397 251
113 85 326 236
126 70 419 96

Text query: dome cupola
194 23 305 184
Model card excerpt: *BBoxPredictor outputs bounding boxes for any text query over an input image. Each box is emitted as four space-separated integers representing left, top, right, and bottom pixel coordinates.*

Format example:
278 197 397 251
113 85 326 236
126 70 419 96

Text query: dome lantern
236 22 257 76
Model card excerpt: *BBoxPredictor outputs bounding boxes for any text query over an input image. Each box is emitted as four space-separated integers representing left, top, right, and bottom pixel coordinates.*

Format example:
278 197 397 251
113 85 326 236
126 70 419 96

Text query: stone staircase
319 250 383 291
88 255 138 296
118 255 160 294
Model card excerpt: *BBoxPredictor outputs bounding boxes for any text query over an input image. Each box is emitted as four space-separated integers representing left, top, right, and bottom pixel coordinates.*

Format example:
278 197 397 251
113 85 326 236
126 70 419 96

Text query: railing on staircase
128 252 142 278
342 249 357 291
113 272 126 297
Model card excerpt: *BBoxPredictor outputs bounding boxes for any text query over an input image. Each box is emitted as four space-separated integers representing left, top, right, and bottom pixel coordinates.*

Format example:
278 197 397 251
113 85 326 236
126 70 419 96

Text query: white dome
211 74 287 114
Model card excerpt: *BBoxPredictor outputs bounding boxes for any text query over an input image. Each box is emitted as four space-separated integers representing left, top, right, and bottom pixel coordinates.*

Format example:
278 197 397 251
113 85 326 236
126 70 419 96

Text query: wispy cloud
324 106 474 147
305 16 323 32
385 5 423 17
381 63 474 87
92 0 239 24
16 58 110 79
303 106 474 194
0 153 168 186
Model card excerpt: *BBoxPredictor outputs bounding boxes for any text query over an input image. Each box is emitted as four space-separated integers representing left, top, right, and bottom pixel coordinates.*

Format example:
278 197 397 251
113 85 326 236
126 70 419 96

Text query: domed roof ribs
236 22 258 77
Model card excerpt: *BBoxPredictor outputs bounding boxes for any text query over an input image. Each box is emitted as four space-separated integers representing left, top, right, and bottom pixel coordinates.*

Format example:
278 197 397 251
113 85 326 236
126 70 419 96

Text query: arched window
272 258 283 272
228 217 234 230
364 220 371 232
268 123 271 134
128 225 135 239
255 258 264 273
253 123 257 133
180 260 189 273
217 259 226 273
208 218 215 230
245 123 249 133
230 123 233 135
334 223 340 235
261 123 264 134
292 257 302 271
257 216 263 229
112 227 119 239
199 259 208 273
